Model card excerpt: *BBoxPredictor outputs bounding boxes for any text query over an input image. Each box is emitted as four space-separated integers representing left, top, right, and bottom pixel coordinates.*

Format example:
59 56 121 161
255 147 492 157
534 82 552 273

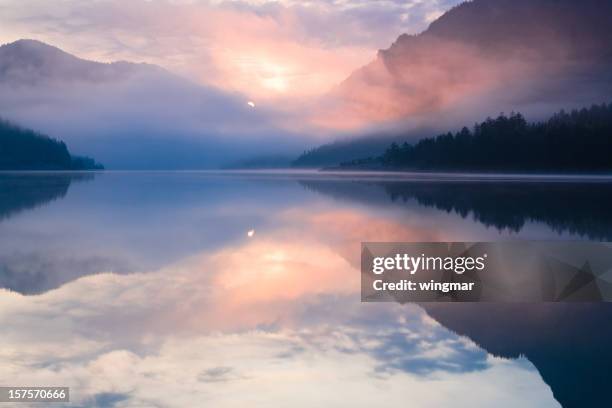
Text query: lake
1 171 611 407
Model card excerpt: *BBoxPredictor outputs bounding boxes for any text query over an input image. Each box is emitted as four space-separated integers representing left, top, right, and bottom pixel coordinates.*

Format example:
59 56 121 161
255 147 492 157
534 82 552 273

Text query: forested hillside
0 118 103 170
341 103 612 172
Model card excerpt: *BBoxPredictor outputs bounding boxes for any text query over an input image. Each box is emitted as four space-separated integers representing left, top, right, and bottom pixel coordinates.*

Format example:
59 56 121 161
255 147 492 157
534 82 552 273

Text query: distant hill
292 134 406 168
0 117 103 170
0 39 162 86
292 131 439 168
340 103 612 172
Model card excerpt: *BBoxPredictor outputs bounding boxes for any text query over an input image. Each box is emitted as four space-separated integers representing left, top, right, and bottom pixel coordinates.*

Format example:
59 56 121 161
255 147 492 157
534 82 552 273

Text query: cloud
0 0 463 100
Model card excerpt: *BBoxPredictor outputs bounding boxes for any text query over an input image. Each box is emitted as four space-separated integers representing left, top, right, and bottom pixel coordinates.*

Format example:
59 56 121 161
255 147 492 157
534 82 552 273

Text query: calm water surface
1 171 611 407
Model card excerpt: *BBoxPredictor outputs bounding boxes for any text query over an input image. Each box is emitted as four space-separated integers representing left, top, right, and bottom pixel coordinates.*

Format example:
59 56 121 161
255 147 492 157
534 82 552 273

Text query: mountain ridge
0 39 164 85
335 0 612 125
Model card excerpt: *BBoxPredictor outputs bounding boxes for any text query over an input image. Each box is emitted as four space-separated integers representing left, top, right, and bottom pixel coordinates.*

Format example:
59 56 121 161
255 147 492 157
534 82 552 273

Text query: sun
261 75 289 92
256 60 290 93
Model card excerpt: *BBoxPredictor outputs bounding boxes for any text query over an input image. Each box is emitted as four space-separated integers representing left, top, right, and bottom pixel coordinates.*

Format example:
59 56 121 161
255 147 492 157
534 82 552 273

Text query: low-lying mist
0 40 307 169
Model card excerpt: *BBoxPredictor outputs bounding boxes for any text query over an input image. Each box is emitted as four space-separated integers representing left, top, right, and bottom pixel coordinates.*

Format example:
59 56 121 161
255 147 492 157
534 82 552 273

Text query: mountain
330 0 612 128
0 117 103 170
0 40 301 169
0 39 161 85
298 0 612 167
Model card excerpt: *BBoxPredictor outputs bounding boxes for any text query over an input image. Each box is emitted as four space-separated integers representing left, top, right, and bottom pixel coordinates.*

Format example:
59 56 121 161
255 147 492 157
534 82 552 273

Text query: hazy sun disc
247 229 255 237
247 101 255 108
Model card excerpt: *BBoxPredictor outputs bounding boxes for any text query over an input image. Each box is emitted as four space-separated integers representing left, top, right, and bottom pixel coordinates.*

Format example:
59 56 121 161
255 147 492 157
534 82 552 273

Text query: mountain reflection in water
0 171 610 407
302 176 612 407
422 303 612 408
301 178 612 240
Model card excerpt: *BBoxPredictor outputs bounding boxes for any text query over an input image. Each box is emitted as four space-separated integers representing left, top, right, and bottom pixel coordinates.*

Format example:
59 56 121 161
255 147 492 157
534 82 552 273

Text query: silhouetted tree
376 103 612 172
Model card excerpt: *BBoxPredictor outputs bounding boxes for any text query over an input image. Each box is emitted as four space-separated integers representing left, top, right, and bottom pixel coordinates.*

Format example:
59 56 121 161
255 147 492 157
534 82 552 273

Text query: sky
0 0 462 101
1 0 609 168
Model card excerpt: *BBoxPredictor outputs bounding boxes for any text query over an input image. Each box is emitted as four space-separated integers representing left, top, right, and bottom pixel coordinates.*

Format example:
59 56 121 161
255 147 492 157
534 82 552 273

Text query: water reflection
0 172 307 294
422 303 612 407
1 171 610 406
0 172 94 221
0 173 97 294
301 178 612 240
0 250 555 407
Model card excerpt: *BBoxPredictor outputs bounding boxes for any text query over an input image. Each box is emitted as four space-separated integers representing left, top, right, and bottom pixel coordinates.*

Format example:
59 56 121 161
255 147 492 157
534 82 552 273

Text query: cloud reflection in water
0 178 559 406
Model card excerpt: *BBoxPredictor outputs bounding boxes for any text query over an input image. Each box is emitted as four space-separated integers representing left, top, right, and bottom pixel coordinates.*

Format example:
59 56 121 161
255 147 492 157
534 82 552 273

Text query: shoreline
3 168 612 183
